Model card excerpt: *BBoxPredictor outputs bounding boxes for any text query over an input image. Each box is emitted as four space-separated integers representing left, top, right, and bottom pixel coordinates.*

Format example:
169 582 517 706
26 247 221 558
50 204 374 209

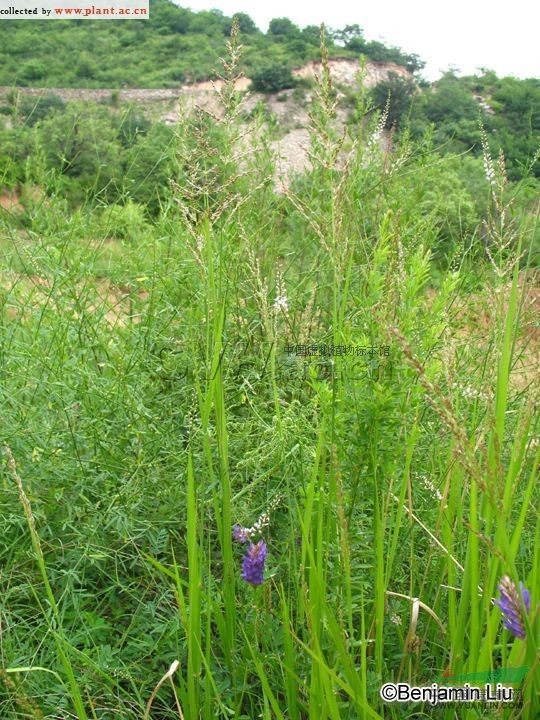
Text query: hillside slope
0 0 422 88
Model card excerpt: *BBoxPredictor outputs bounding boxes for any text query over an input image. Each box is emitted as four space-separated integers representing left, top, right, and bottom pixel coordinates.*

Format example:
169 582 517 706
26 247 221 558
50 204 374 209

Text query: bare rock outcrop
293 58 411 87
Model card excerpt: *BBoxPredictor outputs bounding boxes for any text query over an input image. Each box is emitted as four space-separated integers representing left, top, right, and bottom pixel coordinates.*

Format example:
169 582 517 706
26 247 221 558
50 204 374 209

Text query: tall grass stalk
4 446 89 720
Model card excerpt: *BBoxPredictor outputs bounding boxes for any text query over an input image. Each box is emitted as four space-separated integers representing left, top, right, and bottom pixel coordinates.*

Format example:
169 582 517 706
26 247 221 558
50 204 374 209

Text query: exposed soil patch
442 271 540 392
293 58 411 87
0 58 409 192
1 271 149 328
0 189 24 214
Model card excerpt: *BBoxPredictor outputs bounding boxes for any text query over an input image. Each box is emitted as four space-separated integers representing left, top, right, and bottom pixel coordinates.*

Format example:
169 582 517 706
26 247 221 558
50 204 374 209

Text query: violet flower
232 524 250 544
241 540 267 586
493 575 531 639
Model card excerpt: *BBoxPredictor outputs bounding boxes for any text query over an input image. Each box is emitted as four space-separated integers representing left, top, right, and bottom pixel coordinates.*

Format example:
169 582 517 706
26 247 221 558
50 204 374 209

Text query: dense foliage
368 70 540 180
0 0 537 184
0 19 538 720
1 71 537 232
0 94 175 214
335 23 424 73
0 0 421 88
250 64 296 93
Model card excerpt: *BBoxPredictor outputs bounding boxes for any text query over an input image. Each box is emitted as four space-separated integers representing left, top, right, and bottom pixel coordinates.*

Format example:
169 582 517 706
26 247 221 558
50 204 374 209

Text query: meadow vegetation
0 20 539 720
0 0 422 88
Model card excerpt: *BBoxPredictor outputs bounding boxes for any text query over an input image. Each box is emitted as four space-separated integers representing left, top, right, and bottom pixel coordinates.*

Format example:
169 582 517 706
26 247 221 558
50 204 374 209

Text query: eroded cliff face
185 58 412 93
292 58 412 87
0 59 412 108
0 58 413 190
185 76 252 93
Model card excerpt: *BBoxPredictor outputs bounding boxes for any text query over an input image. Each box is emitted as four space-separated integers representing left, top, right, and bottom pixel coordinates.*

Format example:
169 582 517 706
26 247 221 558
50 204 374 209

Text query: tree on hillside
301 25 322 47
346 36 368 53
490 77 540 179
189 9 229 35
268 18 301 40
410 73 486 155
37 104 123 201
344 34 425 73
153 0 191 34
334 24 364 46
230 12 259 35
422 72 481 124
371 73 416 128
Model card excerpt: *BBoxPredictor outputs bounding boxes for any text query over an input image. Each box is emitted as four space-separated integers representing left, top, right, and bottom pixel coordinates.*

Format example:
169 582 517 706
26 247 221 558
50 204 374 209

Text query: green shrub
370 72 416 128
18 93 66 127
99 200 148 240
250 64 296 93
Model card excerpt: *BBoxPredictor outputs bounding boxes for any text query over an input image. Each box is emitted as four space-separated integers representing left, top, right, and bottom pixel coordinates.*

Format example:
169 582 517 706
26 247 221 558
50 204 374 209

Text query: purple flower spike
493 576 531 639
241 540 267 586
233 524 249 544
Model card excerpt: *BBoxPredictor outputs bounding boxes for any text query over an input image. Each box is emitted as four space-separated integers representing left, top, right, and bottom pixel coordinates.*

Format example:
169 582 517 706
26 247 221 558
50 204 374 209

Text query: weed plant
0 23 538 720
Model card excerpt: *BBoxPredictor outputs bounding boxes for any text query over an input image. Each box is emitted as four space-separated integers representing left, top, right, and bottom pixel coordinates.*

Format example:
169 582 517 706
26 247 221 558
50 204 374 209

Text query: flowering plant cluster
232 495 282 544
272 270 289 314
232 494 282 585
494 575 531 639
241 540 267 586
